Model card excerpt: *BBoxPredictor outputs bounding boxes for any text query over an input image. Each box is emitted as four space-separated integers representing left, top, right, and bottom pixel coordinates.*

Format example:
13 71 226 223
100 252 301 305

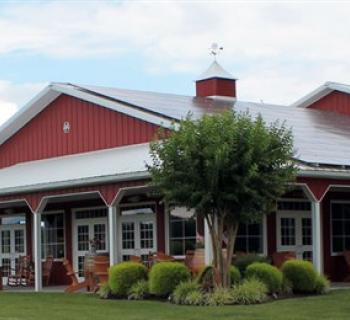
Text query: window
331 202 350 253
235 222 264 254
169 214 196 256
41 212 65 259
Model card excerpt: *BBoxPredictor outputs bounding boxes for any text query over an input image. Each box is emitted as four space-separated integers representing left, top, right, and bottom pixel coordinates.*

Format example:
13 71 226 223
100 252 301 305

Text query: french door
276 211 312 261
0 224 26 285
119 212 157 262
73 208 108 279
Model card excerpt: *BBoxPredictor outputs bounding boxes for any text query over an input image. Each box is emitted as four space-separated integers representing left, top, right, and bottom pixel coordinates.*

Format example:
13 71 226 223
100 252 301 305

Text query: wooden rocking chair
272 251 296 269
7 255 34 287
63 258 88 293
43 256 54 286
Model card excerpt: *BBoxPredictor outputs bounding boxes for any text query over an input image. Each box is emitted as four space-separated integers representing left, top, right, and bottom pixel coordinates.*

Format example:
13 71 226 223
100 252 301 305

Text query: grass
0 290 350 320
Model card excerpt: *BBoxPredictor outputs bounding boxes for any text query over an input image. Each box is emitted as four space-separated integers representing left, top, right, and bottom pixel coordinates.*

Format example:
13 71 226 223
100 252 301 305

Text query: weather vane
209 43 223 60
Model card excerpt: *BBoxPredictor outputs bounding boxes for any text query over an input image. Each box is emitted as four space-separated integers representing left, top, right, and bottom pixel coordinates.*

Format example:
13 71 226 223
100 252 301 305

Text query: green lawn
0 290 349 320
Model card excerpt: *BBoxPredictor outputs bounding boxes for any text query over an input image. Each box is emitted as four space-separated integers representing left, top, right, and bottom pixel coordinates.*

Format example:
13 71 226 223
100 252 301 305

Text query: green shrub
314 275 330 295
108 262 147 297
207 287 233 306
246 262 283 293
231 278 268 305
233 254 269 274
230 265 241 285
172 281 200 305
149 262 190 297
184 290 207 306
98 282 112 299
127 280 149 300
281 260 317 293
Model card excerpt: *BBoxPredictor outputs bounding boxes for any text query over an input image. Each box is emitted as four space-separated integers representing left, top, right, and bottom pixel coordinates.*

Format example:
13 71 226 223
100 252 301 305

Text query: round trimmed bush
149 262 190 296
108 262 147 297
281 259 317 293
245 262 283 293
233 254 270 274
230 265 241 285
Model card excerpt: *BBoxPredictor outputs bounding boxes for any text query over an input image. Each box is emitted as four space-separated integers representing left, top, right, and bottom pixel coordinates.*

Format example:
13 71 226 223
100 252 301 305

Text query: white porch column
311 201 322 273
204 220 213 265
33 211 42 292
108 206 118 266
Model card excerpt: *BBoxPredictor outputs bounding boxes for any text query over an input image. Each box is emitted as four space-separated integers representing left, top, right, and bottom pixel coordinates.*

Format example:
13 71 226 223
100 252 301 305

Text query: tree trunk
205 214 239 288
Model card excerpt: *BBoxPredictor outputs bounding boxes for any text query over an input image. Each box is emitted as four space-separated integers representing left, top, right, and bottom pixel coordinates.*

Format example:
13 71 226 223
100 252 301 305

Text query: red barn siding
267 212 277 256
322 192 348 281
308 91 350 115
196 78 236 98
0 95 160 169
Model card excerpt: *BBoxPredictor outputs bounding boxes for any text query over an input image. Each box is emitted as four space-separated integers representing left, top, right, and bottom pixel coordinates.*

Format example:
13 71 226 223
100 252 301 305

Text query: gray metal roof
196 61 236 81
62 82 350 168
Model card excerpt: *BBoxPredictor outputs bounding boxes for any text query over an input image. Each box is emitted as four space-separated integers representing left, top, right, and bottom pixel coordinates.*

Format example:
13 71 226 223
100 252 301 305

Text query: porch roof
0 143 150 196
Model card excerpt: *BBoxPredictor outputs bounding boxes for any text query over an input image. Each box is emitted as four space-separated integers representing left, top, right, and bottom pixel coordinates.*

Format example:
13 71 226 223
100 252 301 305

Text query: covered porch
0 181 167 291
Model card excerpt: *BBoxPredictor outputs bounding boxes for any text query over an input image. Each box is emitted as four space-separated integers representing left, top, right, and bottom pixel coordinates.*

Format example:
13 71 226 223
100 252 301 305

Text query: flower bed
99 258 330 306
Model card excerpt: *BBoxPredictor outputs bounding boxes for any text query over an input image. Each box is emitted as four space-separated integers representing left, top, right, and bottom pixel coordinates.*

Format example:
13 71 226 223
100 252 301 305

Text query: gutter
0 171 151 196
298 169 350 180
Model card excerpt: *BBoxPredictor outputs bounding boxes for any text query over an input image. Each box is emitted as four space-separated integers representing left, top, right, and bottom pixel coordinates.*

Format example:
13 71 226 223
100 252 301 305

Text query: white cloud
0 81 46 125
1 1 350 105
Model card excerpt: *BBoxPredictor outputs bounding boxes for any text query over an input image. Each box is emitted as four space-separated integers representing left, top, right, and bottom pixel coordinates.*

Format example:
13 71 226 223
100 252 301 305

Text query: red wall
321 192 348 281
0 94 159 169
309 91 350 115
196 78 236 98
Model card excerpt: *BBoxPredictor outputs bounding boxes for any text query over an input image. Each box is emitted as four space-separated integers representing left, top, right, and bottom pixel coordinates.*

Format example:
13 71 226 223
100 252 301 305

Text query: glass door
73 208 108 279
277 211 312 261
0 224 26 285
120 207 157 262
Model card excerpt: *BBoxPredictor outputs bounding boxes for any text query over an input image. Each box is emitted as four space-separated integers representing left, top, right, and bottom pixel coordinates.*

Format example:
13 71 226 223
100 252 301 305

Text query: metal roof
196 61 236 81
64 83 350 168
2 81 350 170
0 143 150 195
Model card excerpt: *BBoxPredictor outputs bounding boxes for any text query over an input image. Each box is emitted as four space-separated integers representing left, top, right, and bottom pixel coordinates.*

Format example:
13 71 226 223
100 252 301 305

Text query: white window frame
330 200 350 256
165 205 268 258
235 216 268 256
40 210 66 262
167 209 197 259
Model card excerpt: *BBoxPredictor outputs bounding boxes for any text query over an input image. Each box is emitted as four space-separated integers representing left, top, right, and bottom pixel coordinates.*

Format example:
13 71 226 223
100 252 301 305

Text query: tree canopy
148 110 297 287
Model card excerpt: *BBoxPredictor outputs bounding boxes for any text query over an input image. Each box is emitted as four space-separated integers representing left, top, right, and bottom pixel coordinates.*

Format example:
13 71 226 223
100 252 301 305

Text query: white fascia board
298 168 350 179
0 86 60 145
290 84 332 108
0 170 150 196
51 84 175 129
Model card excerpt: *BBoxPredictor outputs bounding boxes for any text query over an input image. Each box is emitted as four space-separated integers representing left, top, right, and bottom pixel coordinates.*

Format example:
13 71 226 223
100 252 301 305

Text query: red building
0 61 349 291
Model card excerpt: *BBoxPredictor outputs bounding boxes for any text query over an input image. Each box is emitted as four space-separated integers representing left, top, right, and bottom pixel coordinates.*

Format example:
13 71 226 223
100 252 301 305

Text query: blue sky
1 1 350 124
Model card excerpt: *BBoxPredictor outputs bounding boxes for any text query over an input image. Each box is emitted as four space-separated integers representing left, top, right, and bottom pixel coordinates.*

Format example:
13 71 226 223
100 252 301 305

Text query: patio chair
42 255 54 286
129 255 142 263
184 250 194 271
63 258 88 293
272 251 296 269
343 251 350 282
154 252 175 263
7 255 34 287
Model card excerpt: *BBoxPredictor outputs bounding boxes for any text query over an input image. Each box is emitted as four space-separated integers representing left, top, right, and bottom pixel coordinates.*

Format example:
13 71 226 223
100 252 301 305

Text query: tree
148 111 296 288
